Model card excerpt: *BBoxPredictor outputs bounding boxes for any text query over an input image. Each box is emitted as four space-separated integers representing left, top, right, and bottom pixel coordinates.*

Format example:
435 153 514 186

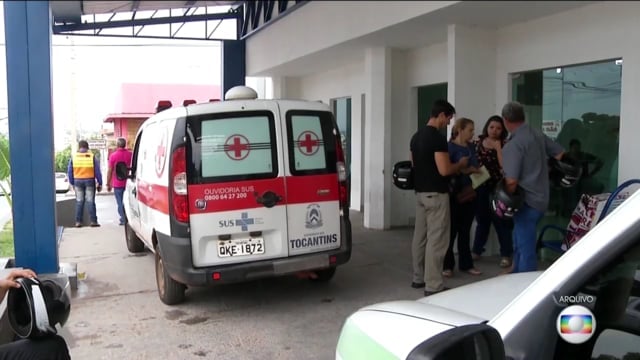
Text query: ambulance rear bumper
156 217 352 286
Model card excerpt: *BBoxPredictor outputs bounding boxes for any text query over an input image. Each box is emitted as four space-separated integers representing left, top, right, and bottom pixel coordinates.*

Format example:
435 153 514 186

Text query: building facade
243 1 639 232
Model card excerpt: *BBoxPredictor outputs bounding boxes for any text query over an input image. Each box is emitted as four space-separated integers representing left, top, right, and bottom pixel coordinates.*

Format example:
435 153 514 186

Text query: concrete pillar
447 24 497 131
4 1 58 273
363 47 392 230
272 76 288 99
447 24 501 255
349 93 363 212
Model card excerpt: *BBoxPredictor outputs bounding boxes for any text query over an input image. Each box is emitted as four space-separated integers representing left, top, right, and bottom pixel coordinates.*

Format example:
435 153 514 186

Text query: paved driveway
60 195 524 360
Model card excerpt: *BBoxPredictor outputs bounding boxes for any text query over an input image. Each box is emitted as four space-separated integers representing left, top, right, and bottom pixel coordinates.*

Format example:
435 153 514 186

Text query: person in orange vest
67 140 103 227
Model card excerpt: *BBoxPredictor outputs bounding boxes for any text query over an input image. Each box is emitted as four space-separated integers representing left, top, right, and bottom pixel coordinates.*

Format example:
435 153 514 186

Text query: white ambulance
116 86 352 305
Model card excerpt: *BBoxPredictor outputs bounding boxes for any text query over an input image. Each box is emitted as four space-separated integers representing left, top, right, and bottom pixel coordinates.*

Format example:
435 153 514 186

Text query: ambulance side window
130 131 144 179
286 110 337 175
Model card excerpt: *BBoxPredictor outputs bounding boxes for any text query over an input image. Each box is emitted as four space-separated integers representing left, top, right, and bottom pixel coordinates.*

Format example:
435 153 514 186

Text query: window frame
285 109 338 176
185 110 279 184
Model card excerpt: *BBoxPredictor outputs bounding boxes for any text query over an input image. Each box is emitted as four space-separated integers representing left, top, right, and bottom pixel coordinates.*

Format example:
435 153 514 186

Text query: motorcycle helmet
490 180 524 218
392 161 414 190
7 277 71 339
549 157 582 188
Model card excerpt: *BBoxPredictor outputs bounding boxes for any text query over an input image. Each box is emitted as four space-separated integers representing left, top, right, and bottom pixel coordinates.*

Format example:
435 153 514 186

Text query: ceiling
253 1 600 78
52 1 237 23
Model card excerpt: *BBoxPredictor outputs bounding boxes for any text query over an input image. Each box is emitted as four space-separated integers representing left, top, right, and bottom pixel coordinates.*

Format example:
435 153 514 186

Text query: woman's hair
481 115 508 142
450 117 474 141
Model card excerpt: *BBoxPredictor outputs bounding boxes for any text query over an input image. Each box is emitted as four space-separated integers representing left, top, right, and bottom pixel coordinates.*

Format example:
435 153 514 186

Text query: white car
55 172 70 193
336 188 640 359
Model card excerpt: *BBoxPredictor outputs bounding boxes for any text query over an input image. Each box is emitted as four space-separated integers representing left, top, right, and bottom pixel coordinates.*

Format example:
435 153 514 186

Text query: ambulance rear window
286 110 337 175
186 111 278 182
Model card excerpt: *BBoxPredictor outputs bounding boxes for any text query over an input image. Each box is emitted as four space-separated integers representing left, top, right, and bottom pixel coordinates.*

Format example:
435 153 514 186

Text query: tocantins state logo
305 204 323 229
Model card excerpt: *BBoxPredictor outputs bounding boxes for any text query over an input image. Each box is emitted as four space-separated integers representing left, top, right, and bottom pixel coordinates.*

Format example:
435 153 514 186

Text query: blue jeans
472 185 514 258
512 203 544 273
114 187 125 224
74 179 97 223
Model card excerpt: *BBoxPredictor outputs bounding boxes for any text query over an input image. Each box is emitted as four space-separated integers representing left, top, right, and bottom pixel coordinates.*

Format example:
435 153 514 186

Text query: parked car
336 189 640 359
55 172 70 193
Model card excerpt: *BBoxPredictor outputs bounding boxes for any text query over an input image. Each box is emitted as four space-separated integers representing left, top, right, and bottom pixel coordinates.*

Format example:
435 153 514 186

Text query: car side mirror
406 324 506 360
115 162 130 181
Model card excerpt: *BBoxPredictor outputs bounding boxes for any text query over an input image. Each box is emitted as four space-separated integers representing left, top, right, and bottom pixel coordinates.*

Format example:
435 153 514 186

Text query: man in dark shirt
502 101 564 273
410 100 468 296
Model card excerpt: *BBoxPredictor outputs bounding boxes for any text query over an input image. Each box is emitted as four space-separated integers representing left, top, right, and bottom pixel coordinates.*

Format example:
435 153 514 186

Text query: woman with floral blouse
471 115 514 268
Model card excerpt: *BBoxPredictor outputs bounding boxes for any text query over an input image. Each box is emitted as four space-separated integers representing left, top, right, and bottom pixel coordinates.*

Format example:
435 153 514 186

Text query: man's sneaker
411 282 425 289
75 222 82 228
89 222 101 227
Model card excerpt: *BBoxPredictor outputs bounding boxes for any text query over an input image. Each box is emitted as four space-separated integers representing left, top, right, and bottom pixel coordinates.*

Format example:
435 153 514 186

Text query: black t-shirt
410 125 449 193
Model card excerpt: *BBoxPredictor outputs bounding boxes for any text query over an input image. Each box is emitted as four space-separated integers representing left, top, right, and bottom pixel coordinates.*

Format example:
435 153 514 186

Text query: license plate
218 237 265 257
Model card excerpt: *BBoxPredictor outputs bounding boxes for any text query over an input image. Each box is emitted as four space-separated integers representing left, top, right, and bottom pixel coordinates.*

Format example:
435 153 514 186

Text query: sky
0 3 240 151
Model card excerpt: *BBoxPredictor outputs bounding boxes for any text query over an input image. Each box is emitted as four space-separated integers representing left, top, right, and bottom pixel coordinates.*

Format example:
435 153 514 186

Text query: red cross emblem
155 132 167 177
225 134 250 160
297 131 320 156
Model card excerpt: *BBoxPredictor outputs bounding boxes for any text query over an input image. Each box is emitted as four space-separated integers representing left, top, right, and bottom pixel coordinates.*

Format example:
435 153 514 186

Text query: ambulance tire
310 267 336 283
124 221 145 253
155 246 186 305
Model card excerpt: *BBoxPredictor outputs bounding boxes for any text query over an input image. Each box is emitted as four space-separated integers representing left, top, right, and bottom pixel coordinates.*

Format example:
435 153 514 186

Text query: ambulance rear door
186 101 290 267
279 102 342 256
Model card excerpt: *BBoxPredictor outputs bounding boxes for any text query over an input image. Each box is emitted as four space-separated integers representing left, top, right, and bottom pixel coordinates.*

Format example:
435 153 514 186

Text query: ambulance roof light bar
224 86 258 101
156 100 172 113
183 99 196 106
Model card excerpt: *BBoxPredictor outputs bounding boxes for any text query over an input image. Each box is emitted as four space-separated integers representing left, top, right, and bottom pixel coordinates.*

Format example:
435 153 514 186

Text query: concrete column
272 76 288 99
349 93 363 211
363 47 392 229
447 24 500 255
4 1 58 273
447 24 497 131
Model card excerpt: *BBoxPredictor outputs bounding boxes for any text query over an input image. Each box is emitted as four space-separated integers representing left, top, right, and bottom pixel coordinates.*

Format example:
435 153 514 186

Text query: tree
55 145 72 173
0 135 12 207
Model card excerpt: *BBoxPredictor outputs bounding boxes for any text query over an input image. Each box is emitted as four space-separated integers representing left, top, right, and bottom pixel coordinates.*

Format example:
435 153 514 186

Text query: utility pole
69 36 78 152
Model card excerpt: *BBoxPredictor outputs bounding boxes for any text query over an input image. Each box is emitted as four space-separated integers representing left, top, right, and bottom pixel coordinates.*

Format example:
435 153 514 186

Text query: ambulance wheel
310 267 336 282
124 220 145 253
155 247 186 305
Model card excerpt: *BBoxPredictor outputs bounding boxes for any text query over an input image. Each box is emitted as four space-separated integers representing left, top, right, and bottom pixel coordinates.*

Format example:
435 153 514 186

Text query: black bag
450 176 476 203
392 161 414 190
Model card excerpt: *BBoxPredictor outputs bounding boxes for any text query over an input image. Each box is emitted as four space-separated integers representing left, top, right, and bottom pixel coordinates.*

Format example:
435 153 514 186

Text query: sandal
466 268 482 276
500 257 512 268
442 270 453 277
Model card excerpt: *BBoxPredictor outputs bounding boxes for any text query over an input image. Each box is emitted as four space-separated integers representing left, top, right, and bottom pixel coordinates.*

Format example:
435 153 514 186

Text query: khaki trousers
412 192 450 292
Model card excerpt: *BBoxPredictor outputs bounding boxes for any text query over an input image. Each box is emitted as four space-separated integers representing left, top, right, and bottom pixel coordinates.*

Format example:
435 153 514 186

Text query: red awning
103 113 154 123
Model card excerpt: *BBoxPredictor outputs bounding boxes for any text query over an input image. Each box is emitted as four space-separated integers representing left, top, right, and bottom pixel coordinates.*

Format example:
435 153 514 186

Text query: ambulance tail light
335 134 348 209
171 146 189 223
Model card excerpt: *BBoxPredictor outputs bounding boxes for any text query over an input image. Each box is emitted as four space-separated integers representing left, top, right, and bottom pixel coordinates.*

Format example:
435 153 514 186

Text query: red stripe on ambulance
188 178 286 213
284 174 340 204
137 180 170 214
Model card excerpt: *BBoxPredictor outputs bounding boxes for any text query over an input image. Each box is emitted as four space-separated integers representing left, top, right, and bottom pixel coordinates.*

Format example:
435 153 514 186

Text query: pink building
104 83 221 149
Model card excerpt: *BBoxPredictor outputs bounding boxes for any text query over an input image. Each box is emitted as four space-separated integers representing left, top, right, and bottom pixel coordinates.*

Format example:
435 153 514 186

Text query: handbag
455 184 477 203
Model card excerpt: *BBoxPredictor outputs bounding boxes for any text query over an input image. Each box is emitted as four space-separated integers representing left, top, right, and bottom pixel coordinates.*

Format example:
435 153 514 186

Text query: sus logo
305 204 323 229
